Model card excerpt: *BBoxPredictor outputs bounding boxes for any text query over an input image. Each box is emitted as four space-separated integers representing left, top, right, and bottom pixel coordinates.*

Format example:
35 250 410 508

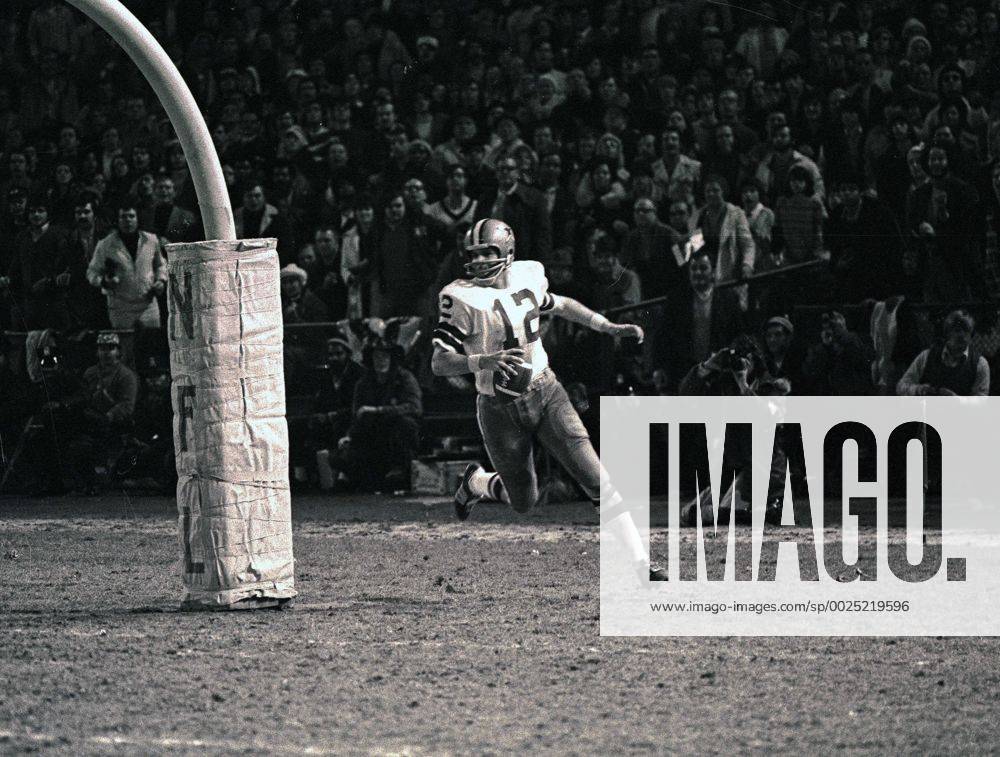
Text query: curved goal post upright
66 0 296 609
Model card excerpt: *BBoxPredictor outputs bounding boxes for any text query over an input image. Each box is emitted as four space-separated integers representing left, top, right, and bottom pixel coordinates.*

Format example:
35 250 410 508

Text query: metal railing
602 259 826 317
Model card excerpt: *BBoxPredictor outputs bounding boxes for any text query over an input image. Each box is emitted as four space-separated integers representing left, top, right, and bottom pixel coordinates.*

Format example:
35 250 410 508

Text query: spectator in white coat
87 201 166 329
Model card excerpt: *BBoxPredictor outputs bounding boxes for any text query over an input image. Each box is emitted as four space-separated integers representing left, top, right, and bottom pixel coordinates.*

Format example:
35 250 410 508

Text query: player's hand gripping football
479 348 526 379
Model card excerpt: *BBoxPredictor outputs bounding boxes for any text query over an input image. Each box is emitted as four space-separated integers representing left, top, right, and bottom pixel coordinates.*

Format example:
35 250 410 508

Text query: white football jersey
433 260 555 396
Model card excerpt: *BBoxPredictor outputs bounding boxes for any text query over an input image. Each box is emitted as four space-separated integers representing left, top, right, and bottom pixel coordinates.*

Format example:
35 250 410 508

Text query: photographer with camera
86 202 166 329
678 334 765 396
677 334 791 526
677 336 758 517
896 309 990 396
12 338 85 495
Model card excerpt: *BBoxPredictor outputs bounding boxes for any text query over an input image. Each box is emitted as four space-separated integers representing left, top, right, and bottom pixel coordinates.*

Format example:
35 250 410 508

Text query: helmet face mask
464 218 515 285
465 245 511 283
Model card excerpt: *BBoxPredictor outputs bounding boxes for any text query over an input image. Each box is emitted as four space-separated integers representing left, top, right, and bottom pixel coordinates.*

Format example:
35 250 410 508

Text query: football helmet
464 218 515 285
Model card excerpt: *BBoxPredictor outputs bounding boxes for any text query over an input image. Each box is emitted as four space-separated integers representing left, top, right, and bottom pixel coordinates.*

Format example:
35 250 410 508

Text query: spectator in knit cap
761 315 804 392
414 35 447 81
309 334 366 491
280 263 329 324
65 330 139 493
334 336 422 492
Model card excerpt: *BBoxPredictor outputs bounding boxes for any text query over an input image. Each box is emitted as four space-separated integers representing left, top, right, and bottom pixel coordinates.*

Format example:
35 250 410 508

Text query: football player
431 218 666 581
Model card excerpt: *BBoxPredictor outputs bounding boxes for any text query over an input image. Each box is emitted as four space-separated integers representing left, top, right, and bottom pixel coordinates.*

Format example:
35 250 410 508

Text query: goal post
65 0 233 240
66 0 296 610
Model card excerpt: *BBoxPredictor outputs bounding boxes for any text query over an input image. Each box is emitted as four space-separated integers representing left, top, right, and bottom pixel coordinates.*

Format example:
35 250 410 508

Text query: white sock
468 466 493 498
595 470 649 565
469 467 509 503
606 511 649 565
488 474 509 504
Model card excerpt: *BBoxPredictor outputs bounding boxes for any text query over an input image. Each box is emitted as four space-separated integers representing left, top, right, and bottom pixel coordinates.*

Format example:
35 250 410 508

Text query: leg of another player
535 380 666 580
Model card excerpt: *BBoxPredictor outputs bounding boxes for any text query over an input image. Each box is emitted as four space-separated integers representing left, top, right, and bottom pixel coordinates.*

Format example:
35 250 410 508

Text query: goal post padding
168 239 295 606
65 0 295 608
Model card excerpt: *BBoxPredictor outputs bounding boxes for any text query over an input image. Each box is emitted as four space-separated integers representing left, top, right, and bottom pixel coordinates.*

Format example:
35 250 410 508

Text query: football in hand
493 361 532 400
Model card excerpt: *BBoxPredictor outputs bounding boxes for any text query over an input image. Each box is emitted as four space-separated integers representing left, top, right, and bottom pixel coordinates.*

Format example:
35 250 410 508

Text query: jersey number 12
493 289 540 350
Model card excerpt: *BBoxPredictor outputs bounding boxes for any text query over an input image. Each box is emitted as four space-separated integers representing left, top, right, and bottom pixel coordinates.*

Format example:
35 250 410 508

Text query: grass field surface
1 494 996 754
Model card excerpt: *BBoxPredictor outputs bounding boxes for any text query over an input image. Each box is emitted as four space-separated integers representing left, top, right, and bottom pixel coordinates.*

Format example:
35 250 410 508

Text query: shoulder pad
510 259 545 281
440 277 478 302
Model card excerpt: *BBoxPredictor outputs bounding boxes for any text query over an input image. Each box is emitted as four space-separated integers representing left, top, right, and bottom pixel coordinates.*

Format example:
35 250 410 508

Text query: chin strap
466 255 511 285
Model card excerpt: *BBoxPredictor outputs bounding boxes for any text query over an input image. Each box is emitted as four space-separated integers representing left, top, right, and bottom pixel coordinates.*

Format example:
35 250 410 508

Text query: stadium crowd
2 0 1000 495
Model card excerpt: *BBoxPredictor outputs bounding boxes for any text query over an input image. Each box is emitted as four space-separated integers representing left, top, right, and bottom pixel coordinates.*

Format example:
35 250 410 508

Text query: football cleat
454 463 482 521
634 561 669 583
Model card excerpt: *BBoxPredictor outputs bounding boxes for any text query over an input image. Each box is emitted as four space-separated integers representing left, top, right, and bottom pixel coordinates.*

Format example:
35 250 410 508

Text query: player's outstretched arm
548 294 644 343
431 345 526 378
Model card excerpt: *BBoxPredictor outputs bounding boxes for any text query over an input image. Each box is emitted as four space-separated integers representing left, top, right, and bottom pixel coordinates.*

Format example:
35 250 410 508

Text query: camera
102 257 120 290
714 335 761 372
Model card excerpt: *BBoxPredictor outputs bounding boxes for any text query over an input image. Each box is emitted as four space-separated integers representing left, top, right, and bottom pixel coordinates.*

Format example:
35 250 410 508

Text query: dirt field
0 492 997 755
